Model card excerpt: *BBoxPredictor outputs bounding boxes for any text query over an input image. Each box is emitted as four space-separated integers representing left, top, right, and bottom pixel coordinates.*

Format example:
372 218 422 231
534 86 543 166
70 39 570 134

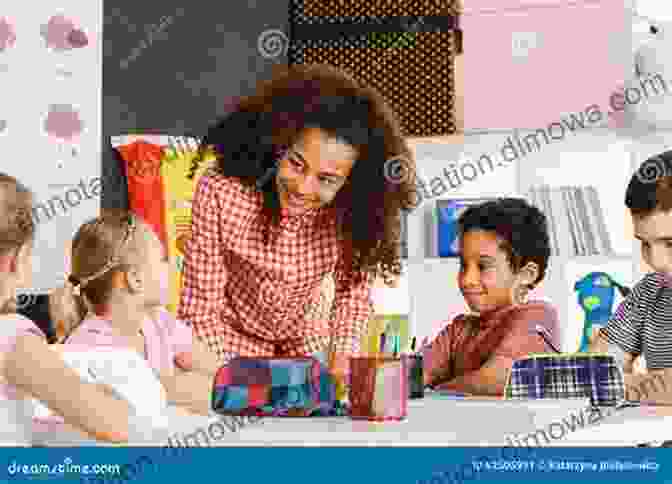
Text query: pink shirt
64 308 193 376
0 314 43 400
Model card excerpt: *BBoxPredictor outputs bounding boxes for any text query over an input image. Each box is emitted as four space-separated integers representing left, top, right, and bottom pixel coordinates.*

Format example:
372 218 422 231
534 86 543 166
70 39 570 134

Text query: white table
32 396 594 447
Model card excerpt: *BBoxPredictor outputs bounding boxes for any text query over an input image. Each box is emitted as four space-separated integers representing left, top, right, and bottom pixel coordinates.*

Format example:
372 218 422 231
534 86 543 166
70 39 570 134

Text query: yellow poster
160 140 216 314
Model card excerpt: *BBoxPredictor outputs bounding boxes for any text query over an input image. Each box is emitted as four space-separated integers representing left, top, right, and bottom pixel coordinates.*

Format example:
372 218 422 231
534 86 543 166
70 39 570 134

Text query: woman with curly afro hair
178 64 417 384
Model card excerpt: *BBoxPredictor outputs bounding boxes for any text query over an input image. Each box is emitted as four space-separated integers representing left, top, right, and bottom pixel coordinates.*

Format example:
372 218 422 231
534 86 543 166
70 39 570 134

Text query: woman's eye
320 178 337 186
288 157 303 170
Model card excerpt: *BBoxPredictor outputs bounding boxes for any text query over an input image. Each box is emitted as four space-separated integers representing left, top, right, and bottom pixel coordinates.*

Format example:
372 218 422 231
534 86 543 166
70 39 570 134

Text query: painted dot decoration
302 0 459 17
289 0 460 137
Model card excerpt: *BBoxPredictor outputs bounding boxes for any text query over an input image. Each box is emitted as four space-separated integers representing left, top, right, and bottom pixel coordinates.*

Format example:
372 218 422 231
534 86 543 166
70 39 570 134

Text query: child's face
634 210 672 274
457 230 523 315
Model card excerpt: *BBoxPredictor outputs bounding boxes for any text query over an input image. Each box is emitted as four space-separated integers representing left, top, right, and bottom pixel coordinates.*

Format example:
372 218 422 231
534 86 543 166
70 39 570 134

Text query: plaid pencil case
505 353 625 407
211 356 347 417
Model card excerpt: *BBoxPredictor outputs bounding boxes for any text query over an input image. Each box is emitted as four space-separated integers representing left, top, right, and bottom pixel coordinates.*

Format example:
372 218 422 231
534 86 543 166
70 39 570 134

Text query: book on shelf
526 185 614 257
436 197 503 258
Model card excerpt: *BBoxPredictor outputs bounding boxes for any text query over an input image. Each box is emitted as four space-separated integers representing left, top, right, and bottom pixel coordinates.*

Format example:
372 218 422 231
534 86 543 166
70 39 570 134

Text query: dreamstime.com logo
13 293 38 311
635 153 672 184
383 154 414 186
257 29 289 59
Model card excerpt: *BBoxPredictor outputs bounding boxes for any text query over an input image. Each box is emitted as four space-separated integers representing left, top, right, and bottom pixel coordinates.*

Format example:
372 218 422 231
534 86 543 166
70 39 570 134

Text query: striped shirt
600 272 672 369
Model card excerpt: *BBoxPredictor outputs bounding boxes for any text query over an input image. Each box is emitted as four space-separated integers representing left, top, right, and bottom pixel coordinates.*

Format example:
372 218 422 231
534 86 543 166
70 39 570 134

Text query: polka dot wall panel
289 0 462 138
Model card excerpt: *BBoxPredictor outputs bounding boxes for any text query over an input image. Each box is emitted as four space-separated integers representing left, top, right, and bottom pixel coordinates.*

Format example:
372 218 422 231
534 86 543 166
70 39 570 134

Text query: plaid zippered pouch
211 356 347 417
505 353 625 407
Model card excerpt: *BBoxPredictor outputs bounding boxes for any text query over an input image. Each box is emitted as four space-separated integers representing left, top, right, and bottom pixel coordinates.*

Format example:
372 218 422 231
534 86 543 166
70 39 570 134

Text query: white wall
0 1 102 293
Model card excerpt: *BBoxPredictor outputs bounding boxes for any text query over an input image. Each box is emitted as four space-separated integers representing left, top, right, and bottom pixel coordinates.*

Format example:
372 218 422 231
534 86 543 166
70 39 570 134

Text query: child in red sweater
423 198 560 396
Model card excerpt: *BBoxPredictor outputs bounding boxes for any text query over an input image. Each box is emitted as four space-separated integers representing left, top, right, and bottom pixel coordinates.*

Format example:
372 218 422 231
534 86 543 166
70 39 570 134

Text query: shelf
560 253 634 262
420 257 459 264
416 254 633 263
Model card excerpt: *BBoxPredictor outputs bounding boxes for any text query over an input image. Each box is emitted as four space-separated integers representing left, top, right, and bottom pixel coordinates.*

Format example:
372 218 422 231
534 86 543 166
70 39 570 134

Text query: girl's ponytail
49 276 89 342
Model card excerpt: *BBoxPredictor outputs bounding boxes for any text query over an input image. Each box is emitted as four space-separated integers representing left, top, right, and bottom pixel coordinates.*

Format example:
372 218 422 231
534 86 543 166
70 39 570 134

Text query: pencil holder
348 356 407 421
406 354 424 399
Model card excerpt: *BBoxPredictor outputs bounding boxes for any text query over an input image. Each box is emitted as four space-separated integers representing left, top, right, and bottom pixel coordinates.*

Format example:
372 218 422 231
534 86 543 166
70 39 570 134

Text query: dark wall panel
101 1 289 209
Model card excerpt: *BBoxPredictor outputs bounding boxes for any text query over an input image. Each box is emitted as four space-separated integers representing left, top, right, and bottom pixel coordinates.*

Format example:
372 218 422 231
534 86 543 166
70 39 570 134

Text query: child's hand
174 352 194 371
587 327 610 353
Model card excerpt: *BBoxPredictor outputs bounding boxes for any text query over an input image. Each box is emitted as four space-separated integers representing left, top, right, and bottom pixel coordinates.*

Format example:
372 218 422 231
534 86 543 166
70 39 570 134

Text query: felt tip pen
379 333 386 356
410 337 417 353
433 391 467 399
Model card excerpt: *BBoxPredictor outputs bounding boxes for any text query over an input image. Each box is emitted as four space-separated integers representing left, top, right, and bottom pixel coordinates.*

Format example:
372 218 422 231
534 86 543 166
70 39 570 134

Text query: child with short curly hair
423 198 560 395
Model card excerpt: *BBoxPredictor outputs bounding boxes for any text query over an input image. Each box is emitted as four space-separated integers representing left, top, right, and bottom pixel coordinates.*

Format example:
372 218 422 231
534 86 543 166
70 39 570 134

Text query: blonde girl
0 173 130 444
50 210 219 415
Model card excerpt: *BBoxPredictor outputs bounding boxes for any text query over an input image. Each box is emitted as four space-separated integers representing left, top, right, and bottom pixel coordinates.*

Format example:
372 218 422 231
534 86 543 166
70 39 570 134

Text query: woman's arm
327 266 375 383
5 334 130 443
177 174 232 352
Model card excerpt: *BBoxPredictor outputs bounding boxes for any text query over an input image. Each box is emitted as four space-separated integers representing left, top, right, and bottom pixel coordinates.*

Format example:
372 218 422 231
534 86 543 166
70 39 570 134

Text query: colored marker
433 391 467 399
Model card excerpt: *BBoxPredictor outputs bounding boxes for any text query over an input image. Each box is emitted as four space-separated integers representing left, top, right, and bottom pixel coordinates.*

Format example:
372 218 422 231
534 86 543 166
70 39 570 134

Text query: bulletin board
0 1 102 293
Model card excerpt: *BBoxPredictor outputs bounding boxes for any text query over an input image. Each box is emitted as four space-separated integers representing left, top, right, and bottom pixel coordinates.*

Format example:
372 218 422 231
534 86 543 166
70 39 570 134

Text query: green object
574 272 631 352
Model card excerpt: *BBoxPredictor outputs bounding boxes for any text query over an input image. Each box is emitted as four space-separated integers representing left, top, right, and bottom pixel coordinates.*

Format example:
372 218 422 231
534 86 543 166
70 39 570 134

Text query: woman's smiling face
276 127 357 214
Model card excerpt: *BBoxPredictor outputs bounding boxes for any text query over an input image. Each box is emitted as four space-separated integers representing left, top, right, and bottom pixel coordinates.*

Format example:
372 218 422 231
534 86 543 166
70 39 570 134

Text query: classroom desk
33 396 600 447
549 404 672 447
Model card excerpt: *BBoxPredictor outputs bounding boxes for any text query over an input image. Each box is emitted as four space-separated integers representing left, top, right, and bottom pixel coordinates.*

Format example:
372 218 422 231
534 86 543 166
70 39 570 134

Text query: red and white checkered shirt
178 171 374 360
